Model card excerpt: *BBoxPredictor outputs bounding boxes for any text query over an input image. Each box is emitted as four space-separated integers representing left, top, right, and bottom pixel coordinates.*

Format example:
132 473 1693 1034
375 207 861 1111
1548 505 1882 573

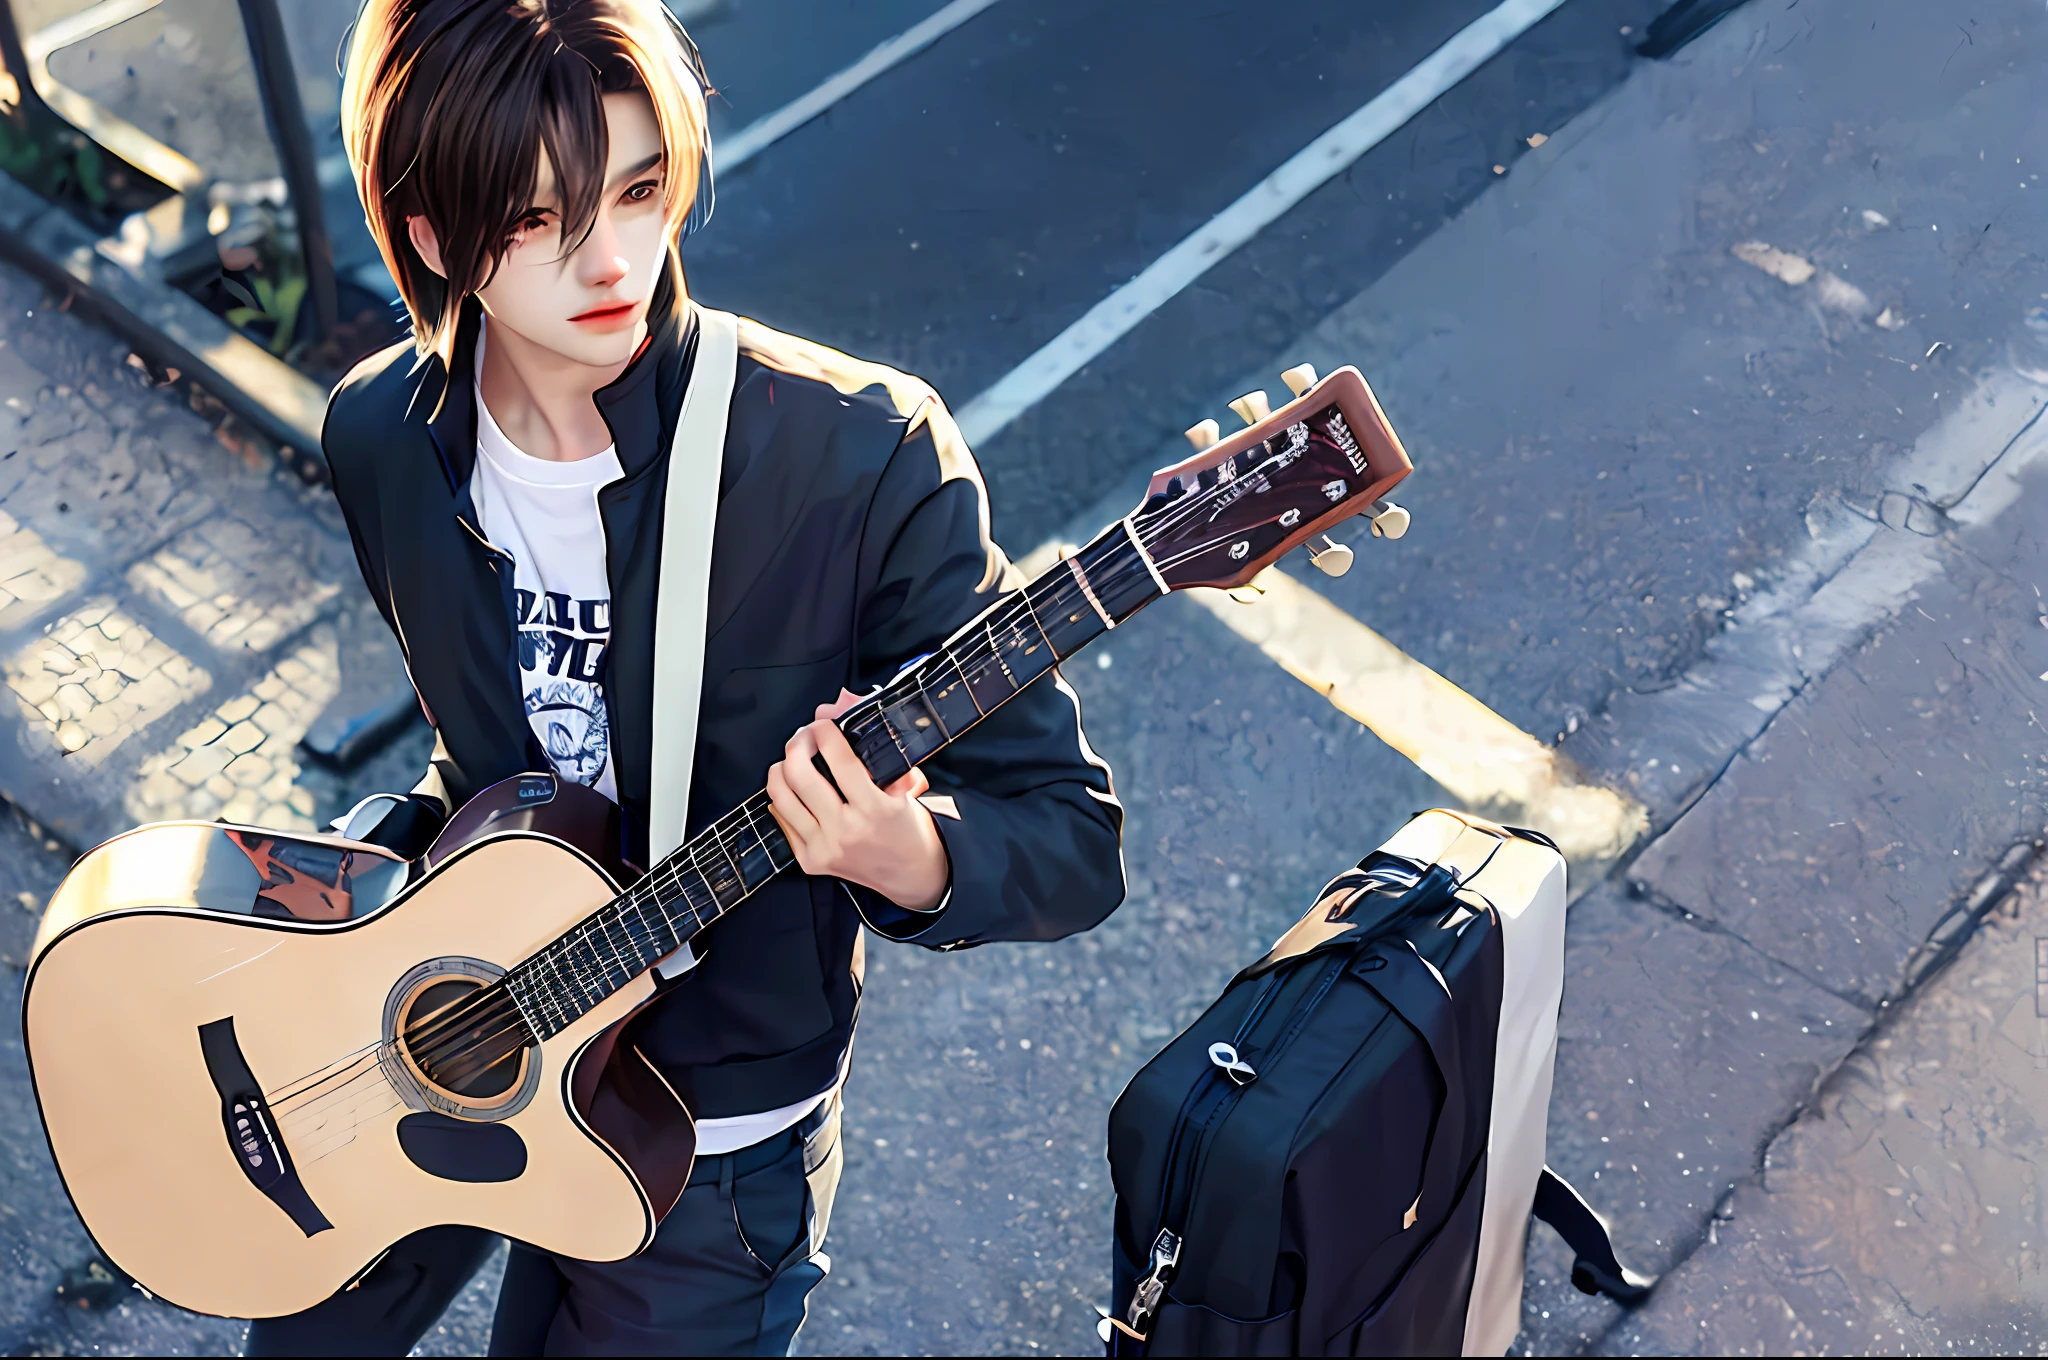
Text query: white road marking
714 0 1008 172
1622 369 2048 755
955 0 1572 447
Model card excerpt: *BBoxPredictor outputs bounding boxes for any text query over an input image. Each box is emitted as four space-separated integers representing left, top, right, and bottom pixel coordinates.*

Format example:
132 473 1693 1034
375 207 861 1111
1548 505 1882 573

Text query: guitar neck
503 521 1166 1039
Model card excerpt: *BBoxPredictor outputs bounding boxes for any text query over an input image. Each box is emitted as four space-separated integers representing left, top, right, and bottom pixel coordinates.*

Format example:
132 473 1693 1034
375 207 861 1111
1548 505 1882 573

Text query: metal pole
235 0 337 345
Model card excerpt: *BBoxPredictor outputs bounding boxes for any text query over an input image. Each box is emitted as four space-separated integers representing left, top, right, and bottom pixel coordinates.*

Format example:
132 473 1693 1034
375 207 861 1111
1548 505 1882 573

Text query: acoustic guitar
24 362 1411 1318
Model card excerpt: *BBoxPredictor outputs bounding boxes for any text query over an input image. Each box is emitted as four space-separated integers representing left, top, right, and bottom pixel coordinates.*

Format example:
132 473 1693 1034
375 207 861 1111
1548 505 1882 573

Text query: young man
250 1 1126 1354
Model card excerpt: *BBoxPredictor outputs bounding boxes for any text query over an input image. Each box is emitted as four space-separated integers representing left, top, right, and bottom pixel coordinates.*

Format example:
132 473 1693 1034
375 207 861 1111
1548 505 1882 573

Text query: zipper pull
1126 1227 1182 1336
1207 1042 1258 1086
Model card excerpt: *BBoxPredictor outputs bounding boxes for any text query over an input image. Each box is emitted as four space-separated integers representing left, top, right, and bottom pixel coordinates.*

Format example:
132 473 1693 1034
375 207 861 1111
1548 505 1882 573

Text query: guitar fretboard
503 521 1164 1039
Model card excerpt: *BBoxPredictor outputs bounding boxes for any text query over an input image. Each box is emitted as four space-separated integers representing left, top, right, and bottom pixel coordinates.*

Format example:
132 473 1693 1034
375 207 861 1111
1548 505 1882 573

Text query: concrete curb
0 169 328 475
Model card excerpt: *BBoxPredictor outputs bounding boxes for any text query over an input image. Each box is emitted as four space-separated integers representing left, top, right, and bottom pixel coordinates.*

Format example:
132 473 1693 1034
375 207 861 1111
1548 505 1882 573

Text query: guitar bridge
197 1018 333 1237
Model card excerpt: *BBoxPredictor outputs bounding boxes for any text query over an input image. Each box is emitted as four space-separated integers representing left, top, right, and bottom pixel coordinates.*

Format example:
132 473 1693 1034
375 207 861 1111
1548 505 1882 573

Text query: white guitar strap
648 303 739 887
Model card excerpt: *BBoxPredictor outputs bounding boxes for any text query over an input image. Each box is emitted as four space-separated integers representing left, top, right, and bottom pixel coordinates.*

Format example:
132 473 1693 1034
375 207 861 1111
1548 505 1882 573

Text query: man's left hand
766 689 950 911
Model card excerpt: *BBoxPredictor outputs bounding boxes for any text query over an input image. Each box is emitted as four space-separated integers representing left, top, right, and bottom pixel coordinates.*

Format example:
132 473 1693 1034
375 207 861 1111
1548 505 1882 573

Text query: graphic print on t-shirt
471 320 625 804
517 588 610 790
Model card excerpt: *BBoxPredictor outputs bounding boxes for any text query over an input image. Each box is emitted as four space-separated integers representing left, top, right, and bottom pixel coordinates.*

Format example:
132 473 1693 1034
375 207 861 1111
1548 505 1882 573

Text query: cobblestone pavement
0 256 499 1355
0 261 416 851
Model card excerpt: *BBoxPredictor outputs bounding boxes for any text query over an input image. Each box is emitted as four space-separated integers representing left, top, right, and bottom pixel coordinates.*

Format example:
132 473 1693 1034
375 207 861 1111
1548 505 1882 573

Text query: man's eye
623 181 659 203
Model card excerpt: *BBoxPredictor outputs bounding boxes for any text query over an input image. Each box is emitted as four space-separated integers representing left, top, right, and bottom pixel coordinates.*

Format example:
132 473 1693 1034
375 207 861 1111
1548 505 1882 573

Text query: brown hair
340 0 706 370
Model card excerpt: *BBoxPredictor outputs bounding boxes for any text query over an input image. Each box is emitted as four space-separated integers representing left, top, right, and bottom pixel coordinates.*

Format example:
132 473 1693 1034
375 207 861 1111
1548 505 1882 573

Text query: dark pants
245 1094 842 1358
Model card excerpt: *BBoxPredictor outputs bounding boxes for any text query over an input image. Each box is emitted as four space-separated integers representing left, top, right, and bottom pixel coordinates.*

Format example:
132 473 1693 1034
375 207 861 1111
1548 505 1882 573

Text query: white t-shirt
469 325 826 1155
470 353 624 804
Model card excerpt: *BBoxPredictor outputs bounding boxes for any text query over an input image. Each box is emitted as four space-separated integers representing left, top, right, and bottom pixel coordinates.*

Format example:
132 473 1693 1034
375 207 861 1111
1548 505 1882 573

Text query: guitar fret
964 618 1019 714
685 838 718 906
1065 553 1115 629
583 925 610 996
570 929 596 1002
984 617 1015 682
678 864 713 930
732 821 769 889
505 514 1177 1039
706 820 748 901
531 971 561 1036
640 882 681 945
747 799 797 875
698 834 743 908
535 955 567 1034
680 862 720 922
1014 582 1054 662
593 912 629 980
626 898 664 968
917 648 982 741
937 646 980 714
550 946 577 1019
679 842 715 911
729 810 779 890
502 970 540 1037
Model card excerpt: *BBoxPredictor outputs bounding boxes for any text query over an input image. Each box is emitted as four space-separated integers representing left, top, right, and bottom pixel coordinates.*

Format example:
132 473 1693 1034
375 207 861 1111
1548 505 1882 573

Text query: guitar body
23 777 693 1319
24 361 1415 1322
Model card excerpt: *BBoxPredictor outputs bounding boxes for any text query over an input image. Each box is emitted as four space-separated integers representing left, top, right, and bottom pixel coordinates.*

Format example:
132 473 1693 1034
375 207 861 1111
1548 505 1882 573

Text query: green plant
0 65 162 231
224 263 307 356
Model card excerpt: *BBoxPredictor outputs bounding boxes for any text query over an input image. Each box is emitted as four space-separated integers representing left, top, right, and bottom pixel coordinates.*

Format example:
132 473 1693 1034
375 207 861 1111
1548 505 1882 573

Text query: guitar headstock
1129 364 1412 593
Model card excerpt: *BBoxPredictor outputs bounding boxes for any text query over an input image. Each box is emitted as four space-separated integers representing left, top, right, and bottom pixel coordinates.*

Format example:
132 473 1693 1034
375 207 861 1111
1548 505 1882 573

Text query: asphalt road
7 0 2048 1354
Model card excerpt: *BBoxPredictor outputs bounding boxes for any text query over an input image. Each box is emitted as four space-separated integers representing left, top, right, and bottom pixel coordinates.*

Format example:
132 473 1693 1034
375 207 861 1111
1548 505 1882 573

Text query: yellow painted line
1019 532 1645 868
1184 567 1645 865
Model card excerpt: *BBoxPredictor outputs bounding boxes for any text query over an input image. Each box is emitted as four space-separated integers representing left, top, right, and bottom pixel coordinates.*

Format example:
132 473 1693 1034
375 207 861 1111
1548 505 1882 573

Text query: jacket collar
418 269 695 497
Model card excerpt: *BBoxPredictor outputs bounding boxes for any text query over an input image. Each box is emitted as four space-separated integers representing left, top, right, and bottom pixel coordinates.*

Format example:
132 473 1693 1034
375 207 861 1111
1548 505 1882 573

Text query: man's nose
578 214 629 289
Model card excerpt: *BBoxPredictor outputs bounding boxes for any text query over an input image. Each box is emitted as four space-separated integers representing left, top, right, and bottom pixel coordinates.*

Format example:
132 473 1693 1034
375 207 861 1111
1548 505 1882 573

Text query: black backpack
1103 811 1651 1356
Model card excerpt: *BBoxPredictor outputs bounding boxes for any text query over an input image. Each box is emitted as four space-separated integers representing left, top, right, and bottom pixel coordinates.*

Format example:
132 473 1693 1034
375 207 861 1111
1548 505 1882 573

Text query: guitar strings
268 1048 382 1114
409 783 790 1064
411 535 1113 1057
275 1061 399 1147
401 551 1196 1074
266 449 1336 1125
263 1037 388 1105
405 584 1115 1070
289 1077 405 1153
405 522 1255 1072
397 785 789 1060
292 580 1090 1105
272 1039 409 1120
389 467 1315 1078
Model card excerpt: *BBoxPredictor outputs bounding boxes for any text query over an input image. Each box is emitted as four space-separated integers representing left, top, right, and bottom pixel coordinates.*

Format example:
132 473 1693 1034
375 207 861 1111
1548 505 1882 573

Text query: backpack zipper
1132 953 1350 1333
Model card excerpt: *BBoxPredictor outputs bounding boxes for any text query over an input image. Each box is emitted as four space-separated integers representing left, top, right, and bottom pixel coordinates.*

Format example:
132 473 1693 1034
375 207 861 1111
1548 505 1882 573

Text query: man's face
472 91 673 369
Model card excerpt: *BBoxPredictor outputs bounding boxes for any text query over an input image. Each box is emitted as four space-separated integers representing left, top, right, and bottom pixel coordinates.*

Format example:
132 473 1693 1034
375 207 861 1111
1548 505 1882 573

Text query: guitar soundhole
401 978 526 1100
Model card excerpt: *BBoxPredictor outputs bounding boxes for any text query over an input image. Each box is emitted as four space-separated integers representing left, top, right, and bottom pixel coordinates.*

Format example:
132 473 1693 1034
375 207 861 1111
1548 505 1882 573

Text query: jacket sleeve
324 380 454 845
841 400 1127 949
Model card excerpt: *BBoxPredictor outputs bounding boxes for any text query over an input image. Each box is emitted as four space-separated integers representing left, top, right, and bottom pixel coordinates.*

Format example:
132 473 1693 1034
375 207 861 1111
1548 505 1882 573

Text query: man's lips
570 300 638 324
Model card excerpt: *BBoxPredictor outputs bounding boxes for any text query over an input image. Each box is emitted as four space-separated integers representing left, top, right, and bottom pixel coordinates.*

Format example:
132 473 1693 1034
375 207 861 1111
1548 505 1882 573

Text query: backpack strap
1532 1167 1656 1303
648 305 739 975
1319 942 1476 1346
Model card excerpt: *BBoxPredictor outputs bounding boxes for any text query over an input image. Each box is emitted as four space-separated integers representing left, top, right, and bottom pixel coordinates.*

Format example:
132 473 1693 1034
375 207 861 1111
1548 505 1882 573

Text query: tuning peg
1306 535 1354 577
1226 582 1266 605
1183 418 1220 451
1281 364 1318 397
1368 499 1411 540
1228 390 1271 426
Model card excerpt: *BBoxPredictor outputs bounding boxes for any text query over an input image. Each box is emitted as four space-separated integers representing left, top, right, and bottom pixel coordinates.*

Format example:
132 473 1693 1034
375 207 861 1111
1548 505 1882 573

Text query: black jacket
322 278 1127 1117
